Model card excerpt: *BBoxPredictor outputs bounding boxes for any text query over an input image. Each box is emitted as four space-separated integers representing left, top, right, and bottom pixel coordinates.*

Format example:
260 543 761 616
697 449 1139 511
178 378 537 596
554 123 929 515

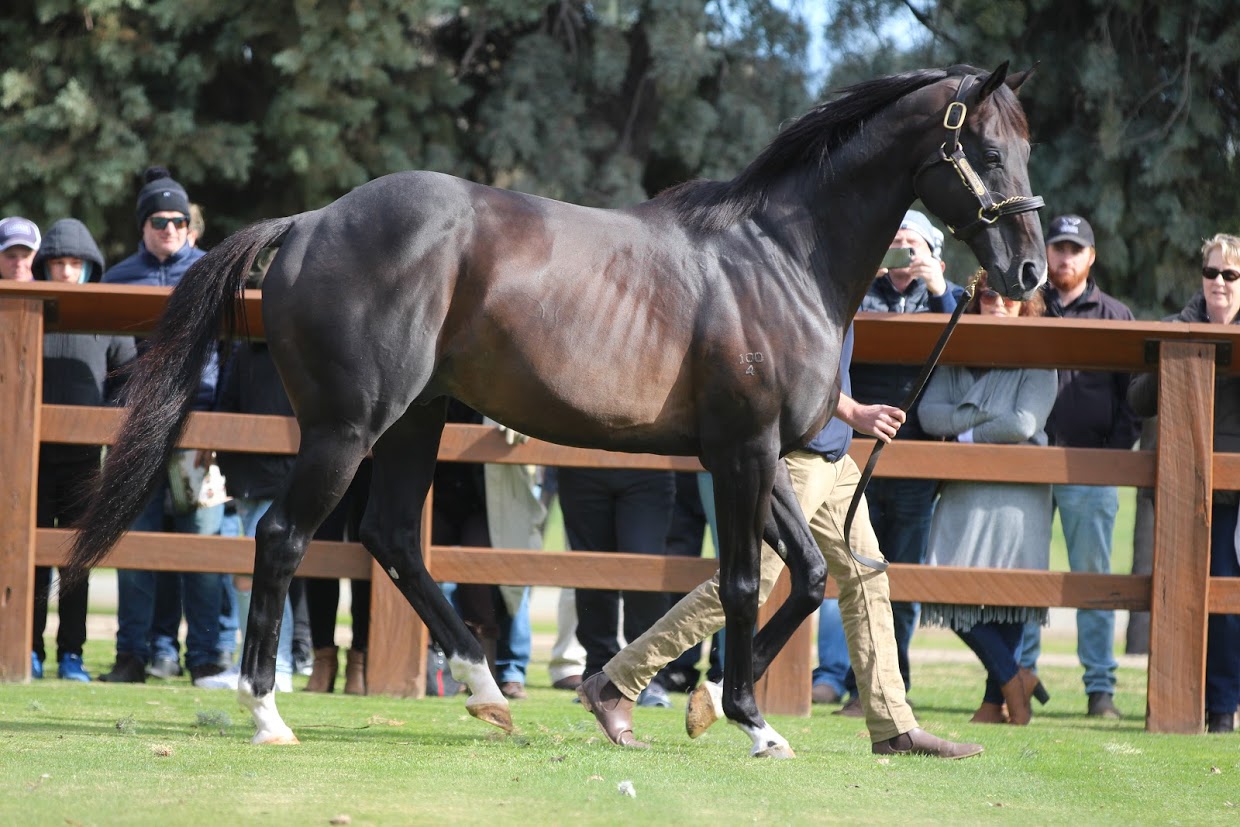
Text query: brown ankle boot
1001 667 1044 726
343 649 366 695
305 646 338 693
970 702 1008 724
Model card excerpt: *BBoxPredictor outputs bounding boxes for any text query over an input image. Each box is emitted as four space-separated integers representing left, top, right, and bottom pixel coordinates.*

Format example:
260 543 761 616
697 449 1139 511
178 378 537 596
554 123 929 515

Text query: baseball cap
0 216 41 252
1046 214 1094 247
900 210 944 260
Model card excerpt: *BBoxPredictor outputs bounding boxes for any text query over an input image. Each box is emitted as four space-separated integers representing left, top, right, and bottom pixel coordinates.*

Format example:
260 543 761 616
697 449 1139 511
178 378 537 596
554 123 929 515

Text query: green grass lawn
3 655 1235 826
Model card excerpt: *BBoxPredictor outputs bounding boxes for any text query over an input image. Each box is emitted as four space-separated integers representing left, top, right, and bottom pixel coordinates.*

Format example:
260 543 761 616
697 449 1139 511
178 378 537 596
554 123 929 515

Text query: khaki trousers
604 450 917 742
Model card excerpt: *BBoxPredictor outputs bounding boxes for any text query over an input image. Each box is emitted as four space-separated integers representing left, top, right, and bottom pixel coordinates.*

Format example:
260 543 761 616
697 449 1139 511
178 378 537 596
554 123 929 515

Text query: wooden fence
2 280 1239 733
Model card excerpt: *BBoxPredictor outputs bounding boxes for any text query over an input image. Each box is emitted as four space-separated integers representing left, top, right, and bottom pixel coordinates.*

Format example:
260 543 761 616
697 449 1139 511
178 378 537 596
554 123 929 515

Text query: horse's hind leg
751 460 827 680
358 399 513 733
241 427 370 745
706 439 794 759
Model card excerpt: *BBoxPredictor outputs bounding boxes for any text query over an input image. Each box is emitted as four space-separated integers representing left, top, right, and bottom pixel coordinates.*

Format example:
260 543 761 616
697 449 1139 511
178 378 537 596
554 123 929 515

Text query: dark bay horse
65 63 1045 756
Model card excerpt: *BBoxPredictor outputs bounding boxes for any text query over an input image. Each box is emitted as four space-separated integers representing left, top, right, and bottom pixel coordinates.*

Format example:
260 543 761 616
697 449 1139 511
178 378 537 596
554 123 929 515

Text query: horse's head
914 63 1046 300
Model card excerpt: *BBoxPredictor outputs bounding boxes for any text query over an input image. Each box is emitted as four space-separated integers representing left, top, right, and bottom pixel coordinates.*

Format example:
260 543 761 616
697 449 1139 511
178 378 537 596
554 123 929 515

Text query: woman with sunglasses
916 273 1057 725
1129 233 1240 734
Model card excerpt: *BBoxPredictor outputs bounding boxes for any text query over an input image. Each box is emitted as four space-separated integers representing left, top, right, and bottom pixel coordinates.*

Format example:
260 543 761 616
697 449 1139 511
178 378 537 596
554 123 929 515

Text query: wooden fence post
1146 342 1214 733
0 299 43 681
755 569 813 716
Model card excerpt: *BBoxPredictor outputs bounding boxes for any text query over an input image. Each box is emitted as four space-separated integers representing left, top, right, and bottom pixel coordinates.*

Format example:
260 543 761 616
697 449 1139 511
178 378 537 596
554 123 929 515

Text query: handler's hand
853 404 906 443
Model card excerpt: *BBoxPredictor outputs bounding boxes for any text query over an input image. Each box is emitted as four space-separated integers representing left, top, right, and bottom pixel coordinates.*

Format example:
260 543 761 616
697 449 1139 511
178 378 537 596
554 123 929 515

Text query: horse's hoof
685 681 722 739
252 730 300 746
753 743 796 760
468 702 515 734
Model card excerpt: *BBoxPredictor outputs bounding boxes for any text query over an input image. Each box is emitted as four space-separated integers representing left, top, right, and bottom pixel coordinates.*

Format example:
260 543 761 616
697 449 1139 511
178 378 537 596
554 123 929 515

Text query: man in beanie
1021 214 1138 719
825 210 963 715
30 219 137 681
0 216 42 282
98 167 227 686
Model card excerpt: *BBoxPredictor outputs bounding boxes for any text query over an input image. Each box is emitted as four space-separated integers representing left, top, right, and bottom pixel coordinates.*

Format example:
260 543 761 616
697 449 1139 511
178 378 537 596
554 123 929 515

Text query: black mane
656 68 955 233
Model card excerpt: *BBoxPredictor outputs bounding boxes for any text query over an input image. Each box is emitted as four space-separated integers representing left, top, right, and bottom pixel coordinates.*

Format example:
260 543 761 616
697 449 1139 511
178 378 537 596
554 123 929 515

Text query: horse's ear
1004 62 1040 95
975 61 1011 101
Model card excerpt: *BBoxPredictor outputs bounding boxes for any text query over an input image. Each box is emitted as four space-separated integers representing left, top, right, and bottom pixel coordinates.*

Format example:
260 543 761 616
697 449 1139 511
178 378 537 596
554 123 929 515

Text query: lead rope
842 268 983 570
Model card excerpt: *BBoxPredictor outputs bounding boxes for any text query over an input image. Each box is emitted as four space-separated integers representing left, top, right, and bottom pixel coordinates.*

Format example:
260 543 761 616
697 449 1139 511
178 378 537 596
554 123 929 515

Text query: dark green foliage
0 1 813 263
823 0 1240 315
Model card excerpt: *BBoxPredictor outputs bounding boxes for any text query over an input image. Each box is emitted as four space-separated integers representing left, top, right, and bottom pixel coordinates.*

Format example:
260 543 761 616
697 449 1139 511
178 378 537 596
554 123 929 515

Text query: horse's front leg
752 460 827 679
710 444 795 759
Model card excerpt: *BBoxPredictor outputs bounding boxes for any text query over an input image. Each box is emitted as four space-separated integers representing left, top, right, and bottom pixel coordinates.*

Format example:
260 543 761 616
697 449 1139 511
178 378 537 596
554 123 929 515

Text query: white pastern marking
736 721 791 757
704 680 724 718
239 677 296 744
449 654 505 706
388 567 399 580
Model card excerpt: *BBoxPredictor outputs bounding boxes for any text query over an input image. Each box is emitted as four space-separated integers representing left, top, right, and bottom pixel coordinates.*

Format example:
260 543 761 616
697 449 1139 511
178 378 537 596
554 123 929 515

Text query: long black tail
62 217 297 586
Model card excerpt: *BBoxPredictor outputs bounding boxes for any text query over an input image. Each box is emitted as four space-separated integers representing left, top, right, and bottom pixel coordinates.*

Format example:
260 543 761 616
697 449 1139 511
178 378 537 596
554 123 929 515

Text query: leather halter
842 75 1044 572
912 76 1045 240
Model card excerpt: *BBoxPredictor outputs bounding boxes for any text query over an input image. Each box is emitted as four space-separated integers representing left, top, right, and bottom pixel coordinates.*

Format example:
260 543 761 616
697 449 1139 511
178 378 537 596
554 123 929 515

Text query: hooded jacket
33 218 105 283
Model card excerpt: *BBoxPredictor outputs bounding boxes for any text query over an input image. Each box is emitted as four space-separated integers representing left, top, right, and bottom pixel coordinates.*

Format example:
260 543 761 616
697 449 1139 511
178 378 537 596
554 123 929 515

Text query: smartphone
880 246 915 270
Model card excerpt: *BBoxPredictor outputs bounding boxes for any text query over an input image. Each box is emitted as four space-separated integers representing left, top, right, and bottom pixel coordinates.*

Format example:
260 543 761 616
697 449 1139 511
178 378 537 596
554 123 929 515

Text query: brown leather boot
970 702 1008 724
576 672 647 748
343 649 366 695
304 646 338 693
1001 667 1047 726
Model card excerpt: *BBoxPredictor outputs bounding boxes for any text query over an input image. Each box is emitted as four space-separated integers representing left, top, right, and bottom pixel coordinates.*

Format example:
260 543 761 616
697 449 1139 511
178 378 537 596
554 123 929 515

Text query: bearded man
1020 214 1139 719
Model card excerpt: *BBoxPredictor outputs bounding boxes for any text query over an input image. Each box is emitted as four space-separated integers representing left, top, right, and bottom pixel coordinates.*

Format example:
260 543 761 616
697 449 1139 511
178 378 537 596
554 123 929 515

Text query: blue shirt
103 241 217 409
805 323 854 461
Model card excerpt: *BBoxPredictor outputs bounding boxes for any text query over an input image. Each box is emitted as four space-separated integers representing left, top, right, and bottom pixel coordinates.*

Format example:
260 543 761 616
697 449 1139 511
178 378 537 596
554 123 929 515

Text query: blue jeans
957 621 1025 704
116 484 225 670
230 498 294 676
1208 502 1240 714
495 587 532 684
1022 484 1118 694
813 598 849 695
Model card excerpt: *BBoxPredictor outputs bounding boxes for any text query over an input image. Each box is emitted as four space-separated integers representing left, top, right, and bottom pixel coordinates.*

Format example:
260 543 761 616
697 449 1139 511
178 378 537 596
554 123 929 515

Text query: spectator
97 166 227 685
187 203 205 247
659 471 722 694
0 216 41 281
30 219 137 681
577 323 982 758
1128 232 1240 734
918 274 1056 725
194 339 298 693
1021 214 1139 720
540 468 589 692
559 462 676 708
303 467 372 695
831 210 961 712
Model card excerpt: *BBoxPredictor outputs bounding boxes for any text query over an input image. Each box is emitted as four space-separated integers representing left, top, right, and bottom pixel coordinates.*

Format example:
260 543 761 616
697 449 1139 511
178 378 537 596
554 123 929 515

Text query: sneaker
57 654 91 683
1087 692 1122 719
99 653 147 683
146 655 182 679
636 682 673 708
195 664 292 693
812 682 841 704
31 652 43 680
188 662 227 683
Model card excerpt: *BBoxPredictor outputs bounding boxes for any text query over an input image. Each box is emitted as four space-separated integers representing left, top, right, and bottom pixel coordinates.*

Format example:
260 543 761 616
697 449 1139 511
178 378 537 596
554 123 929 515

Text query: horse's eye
984 150 1003 167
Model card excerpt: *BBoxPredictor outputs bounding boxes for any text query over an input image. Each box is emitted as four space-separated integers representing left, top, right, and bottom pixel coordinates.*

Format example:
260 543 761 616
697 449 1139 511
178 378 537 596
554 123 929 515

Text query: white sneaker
195 664 292 693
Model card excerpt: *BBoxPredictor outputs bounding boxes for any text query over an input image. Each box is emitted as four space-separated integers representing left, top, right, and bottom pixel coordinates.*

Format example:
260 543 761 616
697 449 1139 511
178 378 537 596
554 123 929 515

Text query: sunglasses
148 215 189 230
1202 266 1240 282
980 289 1022 306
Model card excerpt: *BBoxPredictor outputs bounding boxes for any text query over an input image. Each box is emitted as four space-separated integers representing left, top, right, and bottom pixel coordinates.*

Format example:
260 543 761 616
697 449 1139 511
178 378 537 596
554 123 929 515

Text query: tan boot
970 702 1008 724
305 646 338 693
343 649 366 696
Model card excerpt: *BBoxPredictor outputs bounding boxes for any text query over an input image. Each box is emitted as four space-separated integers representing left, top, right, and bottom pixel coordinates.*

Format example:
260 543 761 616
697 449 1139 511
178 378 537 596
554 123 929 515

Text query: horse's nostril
1021 260 1044 292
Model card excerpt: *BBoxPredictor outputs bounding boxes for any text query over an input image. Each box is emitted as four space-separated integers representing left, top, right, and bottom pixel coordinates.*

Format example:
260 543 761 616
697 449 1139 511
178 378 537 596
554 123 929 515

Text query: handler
578 323 983 759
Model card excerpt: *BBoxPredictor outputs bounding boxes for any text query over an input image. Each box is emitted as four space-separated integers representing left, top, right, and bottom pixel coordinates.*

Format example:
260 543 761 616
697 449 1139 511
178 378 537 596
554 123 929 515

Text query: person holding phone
823 210 963 716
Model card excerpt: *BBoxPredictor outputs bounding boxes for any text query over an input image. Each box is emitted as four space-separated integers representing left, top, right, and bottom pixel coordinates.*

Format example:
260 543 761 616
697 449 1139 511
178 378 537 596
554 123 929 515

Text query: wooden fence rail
2 280 1239 733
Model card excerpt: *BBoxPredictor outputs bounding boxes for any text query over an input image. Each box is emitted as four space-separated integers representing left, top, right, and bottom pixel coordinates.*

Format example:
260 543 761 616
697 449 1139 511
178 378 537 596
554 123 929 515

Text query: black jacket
214 344 295 500
851 273 961 440
1041 279 1140 450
